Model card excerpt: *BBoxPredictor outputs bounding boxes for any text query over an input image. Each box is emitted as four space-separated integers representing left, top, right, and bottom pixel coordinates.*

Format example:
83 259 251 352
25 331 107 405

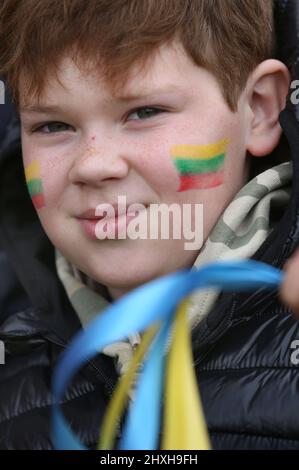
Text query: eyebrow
20 104 65 114
108 84 183 102
19 85 183 114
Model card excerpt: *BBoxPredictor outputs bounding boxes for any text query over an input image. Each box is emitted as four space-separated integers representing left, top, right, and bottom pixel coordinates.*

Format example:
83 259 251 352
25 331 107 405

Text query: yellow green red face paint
170 138 229 192
24 160 45 209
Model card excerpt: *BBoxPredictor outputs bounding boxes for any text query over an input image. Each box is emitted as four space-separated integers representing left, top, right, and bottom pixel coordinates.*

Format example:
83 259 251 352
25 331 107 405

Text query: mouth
77 204 148 240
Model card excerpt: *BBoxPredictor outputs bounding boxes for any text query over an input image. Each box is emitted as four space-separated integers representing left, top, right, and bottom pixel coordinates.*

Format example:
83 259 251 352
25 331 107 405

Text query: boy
0 0 298 449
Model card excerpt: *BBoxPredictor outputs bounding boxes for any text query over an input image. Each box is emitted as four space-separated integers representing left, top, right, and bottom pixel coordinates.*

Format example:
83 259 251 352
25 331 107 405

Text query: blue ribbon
52 259 283 450
119 315 173 450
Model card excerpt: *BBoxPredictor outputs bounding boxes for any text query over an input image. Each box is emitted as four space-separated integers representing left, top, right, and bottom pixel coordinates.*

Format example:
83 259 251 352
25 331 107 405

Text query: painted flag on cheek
24 160 45 209
171 138 229 192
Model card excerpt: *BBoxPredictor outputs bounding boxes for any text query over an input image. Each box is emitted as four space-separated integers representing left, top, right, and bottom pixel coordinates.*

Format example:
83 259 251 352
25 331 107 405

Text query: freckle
86 144 97 154
91 135 96 141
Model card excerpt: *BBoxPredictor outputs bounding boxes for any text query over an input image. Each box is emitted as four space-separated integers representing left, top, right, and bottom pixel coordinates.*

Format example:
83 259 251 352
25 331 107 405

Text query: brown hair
0 0 275 110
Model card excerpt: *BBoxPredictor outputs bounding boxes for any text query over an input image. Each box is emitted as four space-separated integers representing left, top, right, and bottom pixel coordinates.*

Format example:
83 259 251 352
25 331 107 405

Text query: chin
92 267 156 291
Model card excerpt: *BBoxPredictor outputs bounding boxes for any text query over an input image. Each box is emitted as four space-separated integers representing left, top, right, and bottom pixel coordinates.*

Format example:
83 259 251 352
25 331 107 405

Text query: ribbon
162 299 211 449
52 259 283 450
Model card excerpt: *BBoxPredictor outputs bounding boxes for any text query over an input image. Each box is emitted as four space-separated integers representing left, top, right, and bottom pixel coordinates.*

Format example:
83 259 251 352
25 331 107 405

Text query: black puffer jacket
1 1 299 451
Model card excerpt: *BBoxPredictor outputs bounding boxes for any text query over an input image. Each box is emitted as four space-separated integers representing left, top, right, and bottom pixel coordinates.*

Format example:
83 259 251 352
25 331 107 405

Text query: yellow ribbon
98 324 159 450
162 299 211 450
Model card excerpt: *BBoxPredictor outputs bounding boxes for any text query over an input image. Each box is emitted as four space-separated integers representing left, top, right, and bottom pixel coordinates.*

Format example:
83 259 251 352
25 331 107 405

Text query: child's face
20 41 250 299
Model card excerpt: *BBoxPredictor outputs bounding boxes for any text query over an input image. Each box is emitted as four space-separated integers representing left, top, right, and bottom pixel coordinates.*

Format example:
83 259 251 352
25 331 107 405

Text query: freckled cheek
43 178 66 208
134 150 180 193
41 168 70 208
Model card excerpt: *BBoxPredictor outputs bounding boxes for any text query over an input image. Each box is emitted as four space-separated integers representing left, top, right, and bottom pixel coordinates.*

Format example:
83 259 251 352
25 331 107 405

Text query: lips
78 204 134 220
77 218 102 240
78 208 114 220
77 204 148 239
78 208 103 219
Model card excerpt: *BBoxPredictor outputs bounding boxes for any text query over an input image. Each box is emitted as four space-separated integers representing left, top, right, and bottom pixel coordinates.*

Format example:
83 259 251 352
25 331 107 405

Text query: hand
279 248 299 319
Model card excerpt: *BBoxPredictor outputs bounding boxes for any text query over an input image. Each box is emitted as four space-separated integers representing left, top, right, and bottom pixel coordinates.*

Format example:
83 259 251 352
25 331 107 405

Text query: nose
68 139 130 187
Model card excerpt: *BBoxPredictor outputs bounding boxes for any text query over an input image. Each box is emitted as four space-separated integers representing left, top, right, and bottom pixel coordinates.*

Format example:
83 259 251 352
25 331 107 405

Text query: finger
279 248 299 319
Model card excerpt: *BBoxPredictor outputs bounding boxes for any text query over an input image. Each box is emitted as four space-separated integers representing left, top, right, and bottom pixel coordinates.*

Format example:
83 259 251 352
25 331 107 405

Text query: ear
245 59 290 157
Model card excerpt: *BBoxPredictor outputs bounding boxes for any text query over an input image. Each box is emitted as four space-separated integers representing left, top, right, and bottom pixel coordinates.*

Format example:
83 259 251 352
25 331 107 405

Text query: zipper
44 332 122 440
45 332 116 393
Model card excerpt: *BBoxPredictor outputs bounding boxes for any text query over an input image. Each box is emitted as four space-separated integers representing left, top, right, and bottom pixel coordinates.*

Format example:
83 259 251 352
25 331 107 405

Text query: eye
127 107 166 121
33 121 74 134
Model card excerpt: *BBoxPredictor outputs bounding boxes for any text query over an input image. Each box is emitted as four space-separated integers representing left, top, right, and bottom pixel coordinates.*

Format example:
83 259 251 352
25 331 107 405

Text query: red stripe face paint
178 171 224 192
